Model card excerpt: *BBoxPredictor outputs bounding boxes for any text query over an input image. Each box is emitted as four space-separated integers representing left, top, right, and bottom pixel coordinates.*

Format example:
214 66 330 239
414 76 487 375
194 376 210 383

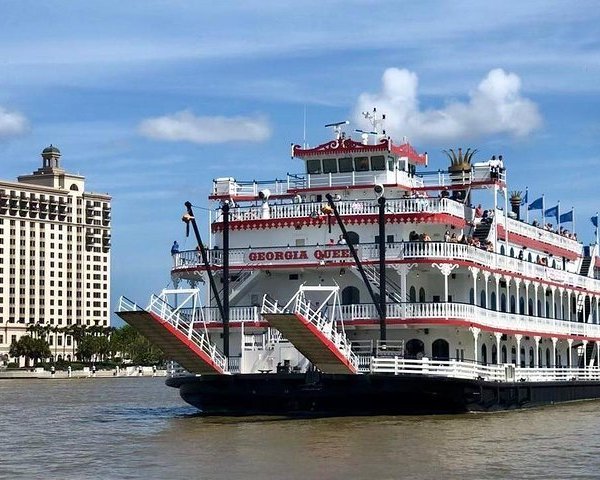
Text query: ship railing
118 296 142 313
499 212 581 254
173 241 597 293
292 295 359 370
300 170 425 189
370 357 506 381
212 197 467 223
194 301 600 340
146 295 228 372
262 292 359 370
513 366 600 382
370 357 600 382
212 178 290 197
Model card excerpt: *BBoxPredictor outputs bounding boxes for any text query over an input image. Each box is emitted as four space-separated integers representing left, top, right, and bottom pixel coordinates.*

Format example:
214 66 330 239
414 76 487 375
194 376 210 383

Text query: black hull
166 372 600 416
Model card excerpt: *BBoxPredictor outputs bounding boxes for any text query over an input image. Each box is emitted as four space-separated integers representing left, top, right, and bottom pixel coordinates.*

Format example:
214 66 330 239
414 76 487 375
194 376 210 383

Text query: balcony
213 197 469 224
498 211 581 255
173 241 600 293
197 300 600 342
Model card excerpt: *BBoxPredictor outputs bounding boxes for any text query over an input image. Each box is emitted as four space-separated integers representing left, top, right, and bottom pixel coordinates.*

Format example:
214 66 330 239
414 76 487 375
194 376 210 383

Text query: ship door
341 286 360 305
406 339 425 359
432 339 450 361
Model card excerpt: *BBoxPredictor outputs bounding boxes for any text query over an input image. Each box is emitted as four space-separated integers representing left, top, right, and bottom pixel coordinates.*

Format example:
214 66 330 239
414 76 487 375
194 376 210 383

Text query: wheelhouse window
354 156 369 172
339 157 353 173
307 159 322 174
387 156 395 171
322 158 338 174
370 155 386 171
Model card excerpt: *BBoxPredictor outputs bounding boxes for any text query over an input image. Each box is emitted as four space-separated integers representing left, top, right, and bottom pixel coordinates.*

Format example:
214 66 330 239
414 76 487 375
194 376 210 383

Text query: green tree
110 324 164 365
77 334 111 362
9 335 51 366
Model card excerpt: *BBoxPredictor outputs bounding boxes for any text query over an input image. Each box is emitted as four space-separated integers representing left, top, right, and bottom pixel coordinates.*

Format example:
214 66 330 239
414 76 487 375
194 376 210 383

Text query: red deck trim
292 312 358 373
497 225 579 260
211 212 465 232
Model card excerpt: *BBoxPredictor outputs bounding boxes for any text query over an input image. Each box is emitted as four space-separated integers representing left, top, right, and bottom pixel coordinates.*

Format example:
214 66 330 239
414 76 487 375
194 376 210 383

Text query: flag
592 215 599 228
545 205 559 221
520 189 528 206
559 210 573 223
528 197 543 210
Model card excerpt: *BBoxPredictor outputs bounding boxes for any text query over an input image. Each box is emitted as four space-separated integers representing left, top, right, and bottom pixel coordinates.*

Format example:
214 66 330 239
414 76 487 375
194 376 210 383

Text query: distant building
0 146 111 365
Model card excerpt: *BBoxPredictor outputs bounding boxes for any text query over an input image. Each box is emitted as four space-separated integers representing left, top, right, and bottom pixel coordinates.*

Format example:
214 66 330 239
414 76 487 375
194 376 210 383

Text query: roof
42 145 61 155
292 138 427 165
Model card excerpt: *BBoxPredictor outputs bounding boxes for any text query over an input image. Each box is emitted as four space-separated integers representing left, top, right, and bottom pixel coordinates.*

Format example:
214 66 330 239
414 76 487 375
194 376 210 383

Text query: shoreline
0 366 168 380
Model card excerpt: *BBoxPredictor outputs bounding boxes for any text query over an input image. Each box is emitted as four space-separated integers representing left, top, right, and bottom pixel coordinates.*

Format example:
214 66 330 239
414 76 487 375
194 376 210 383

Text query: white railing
500 212 581 254
214 197 467 223
144 295 228 372
212 168 504 198
336 301 600 339
370 357 600 383
371 357 506 381
196 301 600 342
262 293 359 371
173 240 598 295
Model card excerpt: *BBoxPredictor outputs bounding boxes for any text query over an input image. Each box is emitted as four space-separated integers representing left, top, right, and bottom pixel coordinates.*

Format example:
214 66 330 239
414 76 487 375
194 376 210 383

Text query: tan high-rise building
0 146 111 365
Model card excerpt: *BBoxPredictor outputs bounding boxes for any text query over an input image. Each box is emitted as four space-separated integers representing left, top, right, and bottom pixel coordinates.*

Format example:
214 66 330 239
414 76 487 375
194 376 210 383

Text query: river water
1 377 600 479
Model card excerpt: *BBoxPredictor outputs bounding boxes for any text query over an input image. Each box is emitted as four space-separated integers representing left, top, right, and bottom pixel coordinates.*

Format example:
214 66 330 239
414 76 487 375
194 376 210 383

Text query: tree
110 324 164 365
76 334 110 362
9 335 51 366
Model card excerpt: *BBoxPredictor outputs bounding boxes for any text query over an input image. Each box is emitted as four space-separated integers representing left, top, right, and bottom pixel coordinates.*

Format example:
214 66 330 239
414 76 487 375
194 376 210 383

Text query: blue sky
0 1 599 324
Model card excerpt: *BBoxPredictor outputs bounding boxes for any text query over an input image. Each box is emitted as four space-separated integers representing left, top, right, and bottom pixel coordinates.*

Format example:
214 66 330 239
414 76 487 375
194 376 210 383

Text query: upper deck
210 129 505 201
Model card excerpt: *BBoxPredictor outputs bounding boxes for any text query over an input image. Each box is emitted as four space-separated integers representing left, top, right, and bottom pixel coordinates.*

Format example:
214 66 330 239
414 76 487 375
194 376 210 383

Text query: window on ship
354 156 369 172
339 157 353 173
370 155 386 171
307 159 322 174
322 158 338 174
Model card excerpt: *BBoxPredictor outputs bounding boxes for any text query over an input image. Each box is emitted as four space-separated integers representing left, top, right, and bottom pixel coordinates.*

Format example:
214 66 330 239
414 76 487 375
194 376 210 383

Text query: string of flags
519 187 599 243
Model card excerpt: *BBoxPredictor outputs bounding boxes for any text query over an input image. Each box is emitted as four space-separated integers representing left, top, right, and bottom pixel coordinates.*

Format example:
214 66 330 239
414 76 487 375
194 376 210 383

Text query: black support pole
222 202 230 359
378 196 387 342
184 201 225 323
325 194 384 321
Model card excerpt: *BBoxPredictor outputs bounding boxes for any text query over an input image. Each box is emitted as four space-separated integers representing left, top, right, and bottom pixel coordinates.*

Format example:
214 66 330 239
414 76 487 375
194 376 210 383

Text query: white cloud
354 68 542 143
138 111 271 144
0 106 28 138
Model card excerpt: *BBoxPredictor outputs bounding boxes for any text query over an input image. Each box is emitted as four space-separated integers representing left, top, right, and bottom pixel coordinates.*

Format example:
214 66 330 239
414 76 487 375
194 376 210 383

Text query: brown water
1 377 599 479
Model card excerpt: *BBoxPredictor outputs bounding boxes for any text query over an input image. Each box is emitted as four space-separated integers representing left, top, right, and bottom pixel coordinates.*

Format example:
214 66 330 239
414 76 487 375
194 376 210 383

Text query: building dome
41 145 61 155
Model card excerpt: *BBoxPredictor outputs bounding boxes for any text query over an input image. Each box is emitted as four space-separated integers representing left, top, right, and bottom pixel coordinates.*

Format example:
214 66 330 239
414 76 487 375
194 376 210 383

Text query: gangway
117 289 228 375
261 285 359 374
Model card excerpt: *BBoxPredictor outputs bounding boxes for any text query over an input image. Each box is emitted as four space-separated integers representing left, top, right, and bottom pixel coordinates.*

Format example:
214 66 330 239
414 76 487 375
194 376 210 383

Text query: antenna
303 105 307 148
361 107 386 135
324 120 349 140
355 129 378 145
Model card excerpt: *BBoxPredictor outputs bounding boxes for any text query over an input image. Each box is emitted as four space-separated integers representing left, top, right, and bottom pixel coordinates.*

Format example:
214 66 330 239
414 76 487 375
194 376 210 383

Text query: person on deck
171 241 180 266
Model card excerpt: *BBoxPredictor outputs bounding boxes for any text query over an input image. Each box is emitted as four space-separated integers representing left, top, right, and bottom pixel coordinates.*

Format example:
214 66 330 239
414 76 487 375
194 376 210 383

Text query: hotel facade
0 146 111 365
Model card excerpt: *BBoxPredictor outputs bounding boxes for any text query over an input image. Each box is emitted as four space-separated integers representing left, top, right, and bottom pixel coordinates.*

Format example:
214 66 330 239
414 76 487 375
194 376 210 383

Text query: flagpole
596 212 599 246
525 187 529 223
572 207 576 237
542 194 545 226
557 200 561 228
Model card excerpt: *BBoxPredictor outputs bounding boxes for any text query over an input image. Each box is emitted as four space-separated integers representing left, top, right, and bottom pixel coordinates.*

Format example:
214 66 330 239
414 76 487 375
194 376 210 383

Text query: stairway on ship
472 220 492 243
360 265 405 304
117 294 227 375
261 288 359 375
580 256 592 277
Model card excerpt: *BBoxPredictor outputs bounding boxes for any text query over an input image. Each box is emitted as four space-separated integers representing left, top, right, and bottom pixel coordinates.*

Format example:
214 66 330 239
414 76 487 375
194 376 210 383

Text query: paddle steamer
118 112 600 415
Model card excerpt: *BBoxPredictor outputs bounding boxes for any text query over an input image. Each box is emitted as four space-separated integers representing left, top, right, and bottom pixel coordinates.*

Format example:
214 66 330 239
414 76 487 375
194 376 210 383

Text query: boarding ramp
261 286 359 374
117 289 227 375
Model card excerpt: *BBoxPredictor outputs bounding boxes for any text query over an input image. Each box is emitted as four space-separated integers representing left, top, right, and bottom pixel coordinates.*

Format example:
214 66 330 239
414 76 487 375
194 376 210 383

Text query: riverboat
118 112 600 415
